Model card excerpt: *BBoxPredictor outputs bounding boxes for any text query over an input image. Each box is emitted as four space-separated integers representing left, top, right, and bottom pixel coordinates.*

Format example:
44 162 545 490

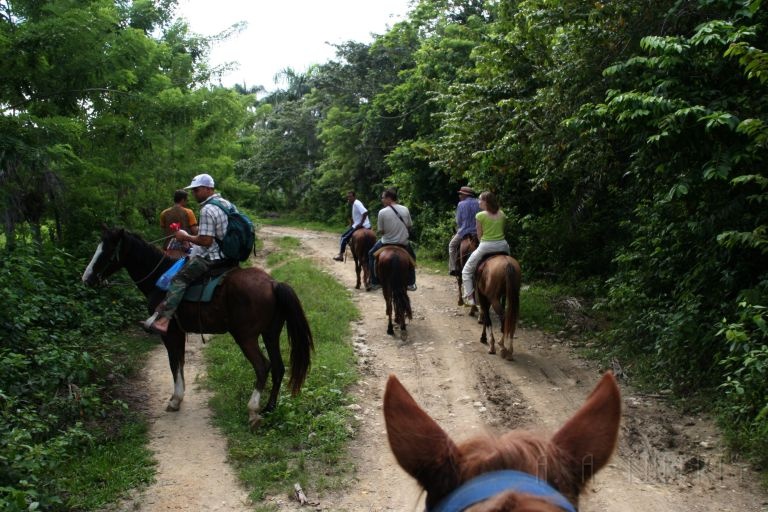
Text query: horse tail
274 282 314 395
504 260 521 339
390 252 412 320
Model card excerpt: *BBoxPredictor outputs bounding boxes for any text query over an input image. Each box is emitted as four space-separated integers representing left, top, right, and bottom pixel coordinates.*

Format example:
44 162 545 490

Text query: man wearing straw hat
448 186 480 276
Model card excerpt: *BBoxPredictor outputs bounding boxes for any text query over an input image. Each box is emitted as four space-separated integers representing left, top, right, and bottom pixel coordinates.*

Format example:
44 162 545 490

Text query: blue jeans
368 241 416 286
339 225 360 254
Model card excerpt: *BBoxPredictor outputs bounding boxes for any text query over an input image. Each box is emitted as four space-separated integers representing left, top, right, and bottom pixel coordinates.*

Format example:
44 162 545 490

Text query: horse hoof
166 402 180 412
488 348 496 355
249 414 263 430
480 338 487 345
400 331 408 342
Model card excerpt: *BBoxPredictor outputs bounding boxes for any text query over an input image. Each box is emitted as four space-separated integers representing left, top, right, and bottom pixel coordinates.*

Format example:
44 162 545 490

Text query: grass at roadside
255 214 336 233
204 237 359 507
54 330 157 510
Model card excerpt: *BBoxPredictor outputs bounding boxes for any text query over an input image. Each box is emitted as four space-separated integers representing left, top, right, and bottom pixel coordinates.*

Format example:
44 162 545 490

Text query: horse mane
108 228 167 262
457 432 579 504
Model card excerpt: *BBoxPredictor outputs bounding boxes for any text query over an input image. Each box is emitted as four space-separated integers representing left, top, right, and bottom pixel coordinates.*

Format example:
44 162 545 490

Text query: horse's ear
551 372 621 487
101 223 109 234
384 375 462 505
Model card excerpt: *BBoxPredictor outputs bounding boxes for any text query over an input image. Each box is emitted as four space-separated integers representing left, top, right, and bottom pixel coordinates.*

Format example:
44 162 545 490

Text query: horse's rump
375 244 416 268
350 228 375 256
475 255 521 358
475 252 512 278
175 266 275 334
376 245 413 338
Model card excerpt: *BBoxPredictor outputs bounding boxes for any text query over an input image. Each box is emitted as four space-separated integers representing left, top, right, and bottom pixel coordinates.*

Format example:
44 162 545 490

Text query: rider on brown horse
333 190 370 262
145 173 238 334
448 186 480 277
159 189 198 259
461 191 510 306
367 188 417 292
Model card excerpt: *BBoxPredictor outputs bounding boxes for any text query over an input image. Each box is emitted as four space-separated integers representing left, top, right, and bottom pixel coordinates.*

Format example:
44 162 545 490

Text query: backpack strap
207 198 234 215
389 205 407 226
203 198 233 260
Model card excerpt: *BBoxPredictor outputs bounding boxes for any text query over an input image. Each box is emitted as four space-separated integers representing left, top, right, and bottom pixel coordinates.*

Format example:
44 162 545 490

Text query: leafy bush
0 244 145 510
717 290 768 468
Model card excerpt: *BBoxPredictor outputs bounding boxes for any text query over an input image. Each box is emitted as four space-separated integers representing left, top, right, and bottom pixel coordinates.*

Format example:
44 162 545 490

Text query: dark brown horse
376 245 413 341
82 227 314 428
457 234 479 317
475 255 521 359
384 372 621 512
349 228 376 290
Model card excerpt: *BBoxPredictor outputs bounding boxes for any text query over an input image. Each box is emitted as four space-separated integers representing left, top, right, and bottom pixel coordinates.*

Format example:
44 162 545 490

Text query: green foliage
54 420 155 510
716 290 768 467
3 0 768 489
1 0 252 250
0 244 150 510
204 249 358 500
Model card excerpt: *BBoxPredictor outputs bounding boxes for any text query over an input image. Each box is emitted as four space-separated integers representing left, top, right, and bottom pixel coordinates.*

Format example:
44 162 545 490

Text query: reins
100 234 173 287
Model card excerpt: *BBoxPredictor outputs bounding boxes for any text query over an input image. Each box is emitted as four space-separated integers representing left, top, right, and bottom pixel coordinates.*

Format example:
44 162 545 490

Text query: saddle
183 265 236 303
475 252 509 277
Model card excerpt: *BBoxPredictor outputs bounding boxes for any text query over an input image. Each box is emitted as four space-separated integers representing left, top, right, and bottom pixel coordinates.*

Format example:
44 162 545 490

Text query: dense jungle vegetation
2 0 767 507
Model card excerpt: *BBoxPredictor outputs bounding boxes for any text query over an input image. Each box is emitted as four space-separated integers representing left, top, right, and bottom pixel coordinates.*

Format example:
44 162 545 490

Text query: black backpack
208 199 256 262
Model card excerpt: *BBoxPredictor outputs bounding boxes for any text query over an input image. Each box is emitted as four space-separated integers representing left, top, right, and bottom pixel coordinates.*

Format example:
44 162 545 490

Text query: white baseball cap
185 173 215 189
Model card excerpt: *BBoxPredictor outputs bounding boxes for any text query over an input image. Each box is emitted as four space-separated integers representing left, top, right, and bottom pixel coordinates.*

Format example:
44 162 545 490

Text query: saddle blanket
183 269 234 303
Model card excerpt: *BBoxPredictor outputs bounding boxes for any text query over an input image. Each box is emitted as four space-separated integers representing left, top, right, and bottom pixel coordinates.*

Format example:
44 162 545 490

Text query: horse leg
386 292 395 336
396 301 407 342
162 329 186 411
361 256 370 289
457 275 464 306
486 318 497 355
233 332 271 429
497 303 514 361
261 326 285 415
492 300 508 358
353 256 362 289
480 301 496 355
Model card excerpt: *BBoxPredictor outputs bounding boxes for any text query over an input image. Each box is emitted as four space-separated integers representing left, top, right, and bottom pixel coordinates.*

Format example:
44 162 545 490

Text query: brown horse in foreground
457 234 479 316
82 228 314 428
475 255 521 359
376 245 413 341
349 228 376 289
384 372 621 511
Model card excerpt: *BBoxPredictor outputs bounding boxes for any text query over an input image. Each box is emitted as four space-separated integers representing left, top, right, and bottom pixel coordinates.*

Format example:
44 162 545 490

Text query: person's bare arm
175 230 212 247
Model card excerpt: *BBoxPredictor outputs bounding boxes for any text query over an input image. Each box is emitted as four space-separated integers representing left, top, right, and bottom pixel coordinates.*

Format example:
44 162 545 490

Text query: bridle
94 233 172 287
429 470 576 512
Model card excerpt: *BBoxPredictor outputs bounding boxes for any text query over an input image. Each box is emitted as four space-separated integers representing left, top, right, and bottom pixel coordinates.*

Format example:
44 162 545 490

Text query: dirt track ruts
118 225 768 512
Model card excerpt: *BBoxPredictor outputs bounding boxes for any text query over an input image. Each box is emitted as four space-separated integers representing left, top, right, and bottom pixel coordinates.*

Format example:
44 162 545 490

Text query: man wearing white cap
144 173 235 334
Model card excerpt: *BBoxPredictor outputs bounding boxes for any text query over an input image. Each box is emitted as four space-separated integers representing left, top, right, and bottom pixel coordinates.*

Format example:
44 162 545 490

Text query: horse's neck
122 238 168 297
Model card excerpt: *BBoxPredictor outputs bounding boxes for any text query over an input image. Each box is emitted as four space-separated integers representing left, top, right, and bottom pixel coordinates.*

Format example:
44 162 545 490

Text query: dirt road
123 225 767 511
